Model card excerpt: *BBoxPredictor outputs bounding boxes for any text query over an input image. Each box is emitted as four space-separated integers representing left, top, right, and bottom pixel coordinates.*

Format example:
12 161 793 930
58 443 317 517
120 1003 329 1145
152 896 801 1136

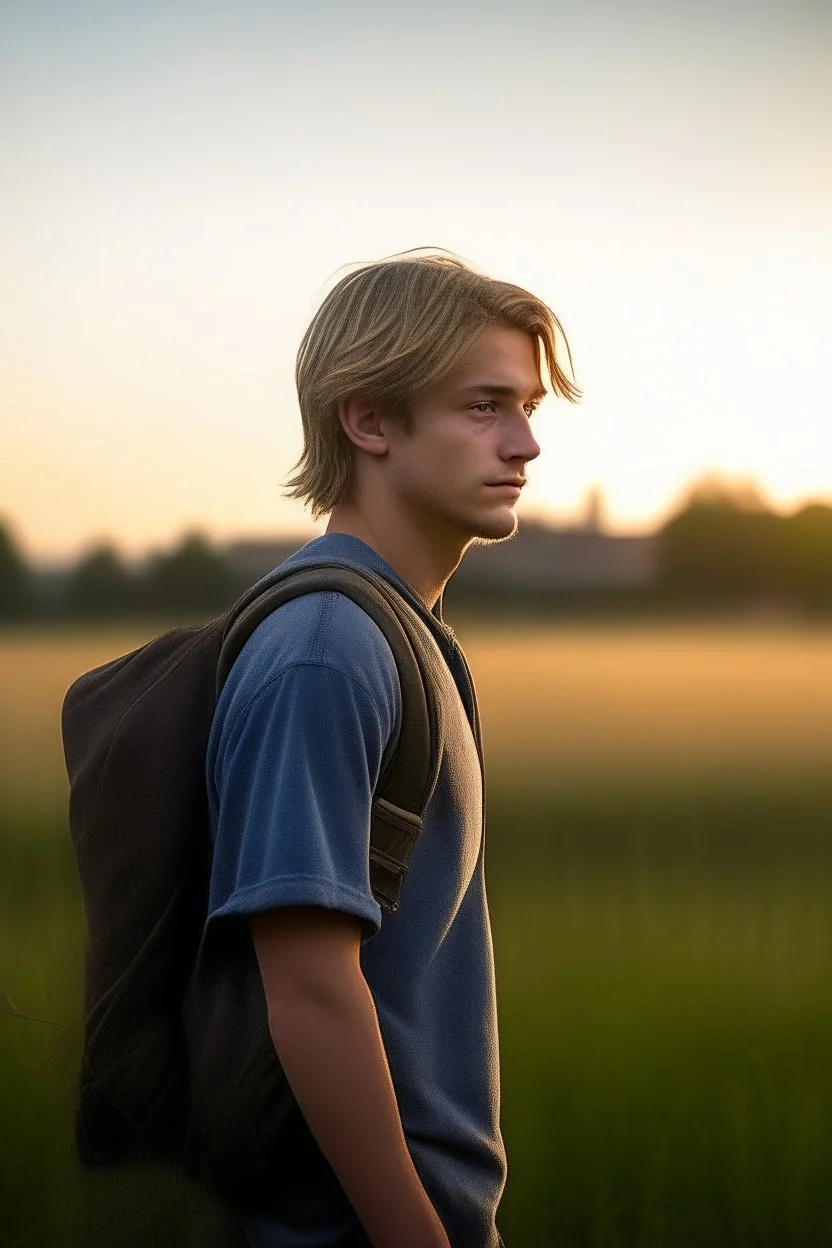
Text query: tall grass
2 623 831 1245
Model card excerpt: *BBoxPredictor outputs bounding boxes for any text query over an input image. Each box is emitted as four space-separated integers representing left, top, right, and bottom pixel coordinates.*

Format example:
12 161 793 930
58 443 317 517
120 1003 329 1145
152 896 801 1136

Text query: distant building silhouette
578 485 606 535
224 523 656 593
453 522 655 592
225 538 315 584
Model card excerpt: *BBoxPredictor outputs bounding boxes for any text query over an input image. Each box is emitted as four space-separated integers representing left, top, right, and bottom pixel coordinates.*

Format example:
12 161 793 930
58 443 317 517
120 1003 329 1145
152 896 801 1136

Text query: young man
205 252 578 1247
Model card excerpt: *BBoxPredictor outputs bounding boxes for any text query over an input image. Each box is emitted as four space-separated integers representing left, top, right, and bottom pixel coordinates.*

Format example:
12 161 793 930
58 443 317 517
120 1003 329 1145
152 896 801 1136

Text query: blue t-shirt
205 534 505 1248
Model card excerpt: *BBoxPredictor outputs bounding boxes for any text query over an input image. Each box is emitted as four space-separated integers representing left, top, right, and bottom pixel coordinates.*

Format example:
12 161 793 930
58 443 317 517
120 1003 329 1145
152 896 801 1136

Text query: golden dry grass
459 620 832 785
1 621 831 811
0 627 153 814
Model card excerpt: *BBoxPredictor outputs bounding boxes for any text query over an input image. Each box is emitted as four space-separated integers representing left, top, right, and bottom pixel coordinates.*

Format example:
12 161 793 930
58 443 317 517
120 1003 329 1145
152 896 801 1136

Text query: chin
466 508 519 545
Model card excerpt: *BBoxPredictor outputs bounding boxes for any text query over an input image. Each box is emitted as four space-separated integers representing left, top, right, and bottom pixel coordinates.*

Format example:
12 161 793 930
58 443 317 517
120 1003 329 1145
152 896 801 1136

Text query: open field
2 622 832 1245
462 619 832 786
3 619 832 809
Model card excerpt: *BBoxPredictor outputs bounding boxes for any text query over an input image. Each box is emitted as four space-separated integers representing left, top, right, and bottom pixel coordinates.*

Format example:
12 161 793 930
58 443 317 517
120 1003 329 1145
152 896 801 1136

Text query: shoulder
217 589 402 724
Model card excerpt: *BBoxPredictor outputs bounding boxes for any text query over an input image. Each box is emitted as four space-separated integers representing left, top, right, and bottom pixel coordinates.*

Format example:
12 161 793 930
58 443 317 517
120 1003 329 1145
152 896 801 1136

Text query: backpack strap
216 563 442 913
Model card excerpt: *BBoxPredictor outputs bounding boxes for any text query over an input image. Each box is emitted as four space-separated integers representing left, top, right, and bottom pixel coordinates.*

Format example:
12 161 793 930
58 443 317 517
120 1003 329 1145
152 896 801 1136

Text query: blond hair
285 249 580 517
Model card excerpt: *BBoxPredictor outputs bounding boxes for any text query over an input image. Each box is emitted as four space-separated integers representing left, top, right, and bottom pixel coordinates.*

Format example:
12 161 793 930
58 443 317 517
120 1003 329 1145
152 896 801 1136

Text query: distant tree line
2 481 832 621
656 480 832 609
0 527 249 622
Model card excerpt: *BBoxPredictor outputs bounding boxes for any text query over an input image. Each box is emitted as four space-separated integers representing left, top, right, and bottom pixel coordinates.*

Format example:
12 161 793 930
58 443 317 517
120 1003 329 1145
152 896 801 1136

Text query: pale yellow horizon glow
3 2 830 563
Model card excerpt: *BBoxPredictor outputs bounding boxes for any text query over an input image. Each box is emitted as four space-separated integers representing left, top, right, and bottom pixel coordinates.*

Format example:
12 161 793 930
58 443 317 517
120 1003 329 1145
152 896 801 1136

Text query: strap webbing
216 563 442 908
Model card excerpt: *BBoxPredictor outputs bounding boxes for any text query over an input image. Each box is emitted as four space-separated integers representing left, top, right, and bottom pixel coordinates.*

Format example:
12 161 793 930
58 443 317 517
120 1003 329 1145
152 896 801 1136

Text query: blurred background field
4 1 831 1242
2 620 831 1247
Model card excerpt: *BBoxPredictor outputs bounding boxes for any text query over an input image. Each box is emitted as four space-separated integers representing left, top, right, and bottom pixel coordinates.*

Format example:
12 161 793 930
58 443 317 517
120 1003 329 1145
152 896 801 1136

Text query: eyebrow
460 383 548 402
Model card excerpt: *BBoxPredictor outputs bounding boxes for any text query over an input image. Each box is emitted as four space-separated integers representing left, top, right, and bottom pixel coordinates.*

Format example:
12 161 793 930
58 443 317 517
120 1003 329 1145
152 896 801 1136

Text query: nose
501 410 541 465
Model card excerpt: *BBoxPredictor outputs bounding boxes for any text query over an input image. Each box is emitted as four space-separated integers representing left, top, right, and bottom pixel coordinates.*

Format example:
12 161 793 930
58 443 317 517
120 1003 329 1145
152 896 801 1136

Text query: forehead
442 325 543 396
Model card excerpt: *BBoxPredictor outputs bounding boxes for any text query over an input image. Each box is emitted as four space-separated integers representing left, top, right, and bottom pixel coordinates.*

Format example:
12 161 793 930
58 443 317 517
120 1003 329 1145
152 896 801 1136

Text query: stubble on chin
466 510 520 548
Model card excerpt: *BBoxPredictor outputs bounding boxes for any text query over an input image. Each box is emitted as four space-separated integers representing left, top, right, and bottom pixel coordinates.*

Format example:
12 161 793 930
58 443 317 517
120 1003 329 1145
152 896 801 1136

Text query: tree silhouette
657 482 781 601
0 520 34 619
780 504 832 607
138 532 241 616
64 544 136 617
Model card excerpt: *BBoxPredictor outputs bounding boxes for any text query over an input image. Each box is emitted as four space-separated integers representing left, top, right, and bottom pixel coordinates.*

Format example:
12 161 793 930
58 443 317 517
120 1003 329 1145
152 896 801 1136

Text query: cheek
431 420 484 461
396 418 482 484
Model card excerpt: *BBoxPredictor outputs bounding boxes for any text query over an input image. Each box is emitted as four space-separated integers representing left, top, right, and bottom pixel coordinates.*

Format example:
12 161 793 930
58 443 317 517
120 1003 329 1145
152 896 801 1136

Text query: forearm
267 968 448 1248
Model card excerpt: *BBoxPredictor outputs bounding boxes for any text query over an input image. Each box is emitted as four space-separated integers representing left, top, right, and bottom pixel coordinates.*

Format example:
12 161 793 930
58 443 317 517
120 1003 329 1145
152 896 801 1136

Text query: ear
337 396 389 458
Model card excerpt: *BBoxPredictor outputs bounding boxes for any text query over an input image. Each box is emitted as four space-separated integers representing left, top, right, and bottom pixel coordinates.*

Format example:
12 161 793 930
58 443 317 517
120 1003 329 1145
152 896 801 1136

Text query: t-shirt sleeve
207 660 397 937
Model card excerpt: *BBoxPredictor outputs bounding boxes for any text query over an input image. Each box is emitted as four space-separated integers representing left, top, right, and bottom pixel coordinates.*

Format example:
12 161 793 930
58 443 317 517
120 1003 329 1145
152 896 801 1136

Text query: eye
470 401 497 415
524 400 541 417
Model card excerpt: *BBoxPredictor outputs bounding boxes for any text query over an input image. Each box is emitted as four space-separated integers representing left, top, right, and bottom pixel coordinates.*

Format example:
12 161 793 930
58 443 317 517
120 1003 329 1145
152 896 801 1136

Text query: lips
485 481 524 502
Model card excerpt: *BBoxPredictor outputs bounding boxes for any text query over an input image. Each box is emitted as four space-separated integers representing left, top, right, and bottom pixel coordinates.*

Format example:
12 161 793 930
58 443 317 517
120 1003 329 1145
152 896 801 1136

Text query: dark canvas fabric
62 558 441 1190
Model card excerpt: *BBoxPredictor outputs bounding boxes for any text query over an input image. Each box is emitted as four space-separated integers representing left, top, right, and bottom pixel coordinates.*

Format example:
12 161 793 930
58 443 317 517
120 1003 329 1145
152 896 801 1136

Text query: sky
2 0 831 562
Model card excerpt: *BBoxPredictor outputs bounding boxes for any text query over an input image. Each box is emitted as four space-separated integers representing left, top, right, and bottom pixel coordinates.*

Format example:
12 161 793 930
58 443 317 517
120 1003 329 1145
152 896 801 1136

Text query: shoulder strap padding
217 561 444 912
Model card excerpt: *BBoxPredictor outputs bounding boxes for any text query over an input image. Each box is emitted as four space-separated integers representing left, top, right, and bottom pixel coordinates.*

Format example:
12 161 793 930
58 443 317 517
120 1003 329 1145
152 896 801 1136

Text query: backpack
61 560 445 1207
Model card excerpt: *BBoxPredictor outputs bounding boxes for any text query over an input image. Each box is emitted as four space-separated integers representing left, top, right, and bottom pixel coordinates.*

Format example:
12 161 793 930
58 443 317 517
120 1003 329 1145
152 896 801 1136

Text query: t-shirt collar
286 532 454 646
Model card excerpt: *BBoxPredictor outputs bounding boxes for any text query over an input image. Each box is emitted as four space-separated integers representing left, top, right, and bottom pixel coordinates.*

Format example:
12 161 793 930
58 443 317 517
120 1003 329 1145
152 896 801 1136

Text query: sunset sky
3 0 830 562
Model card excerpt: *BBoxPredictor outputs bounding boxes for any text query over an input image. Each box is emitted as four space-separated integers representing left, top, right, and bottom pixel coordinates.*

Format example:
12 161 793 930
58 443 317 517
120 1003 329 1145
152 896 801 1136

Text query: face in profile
383 325 543 545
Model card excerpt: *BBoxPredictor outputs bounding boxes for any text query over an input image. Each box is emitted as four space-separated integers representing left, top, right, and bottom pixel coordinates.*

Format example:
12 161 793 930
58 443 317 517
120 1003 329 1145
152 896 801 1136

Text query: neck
325 498 468 611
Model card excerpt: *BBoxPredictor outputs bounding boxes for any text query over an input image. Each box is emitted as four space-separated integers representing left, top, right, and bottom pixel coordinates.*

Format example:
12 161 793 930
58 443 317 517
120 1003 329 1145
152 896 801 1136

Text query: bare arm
250 906 450 1248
